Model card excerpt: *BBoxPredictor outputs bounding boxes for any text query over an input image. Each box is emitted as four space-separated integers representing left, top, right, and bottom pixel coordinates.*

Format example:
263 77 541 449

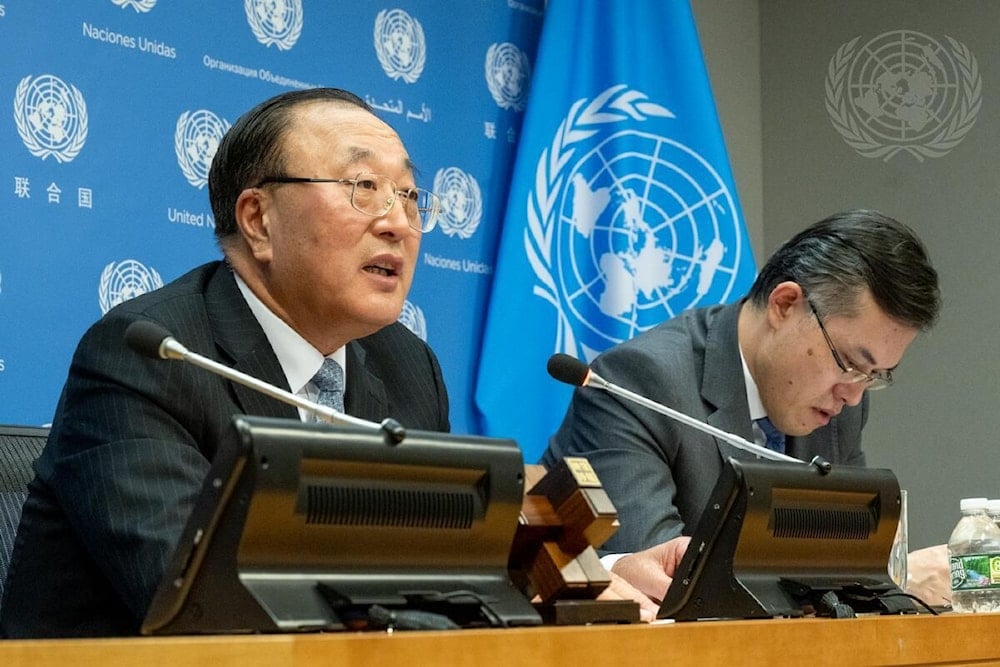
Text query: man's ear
235 188 272 262
766 281 805 328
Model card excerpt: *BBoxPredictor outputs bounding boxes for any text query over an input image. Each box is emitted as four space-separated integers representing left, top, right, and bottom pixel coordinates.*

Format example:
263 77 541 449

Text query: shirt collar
233 272 346 394
739 344 766 421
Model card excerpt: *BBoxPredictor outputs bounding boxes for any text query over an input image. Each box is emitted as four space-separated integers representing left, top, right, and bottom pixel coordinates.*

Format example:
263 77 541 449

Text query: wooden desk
1 613 998 666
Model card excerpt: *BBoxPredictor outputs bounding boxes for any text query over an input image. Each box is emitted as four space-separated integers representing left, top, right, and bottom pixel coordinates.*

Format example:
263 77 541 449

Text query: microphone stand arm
586 373 805 465
160 338 406 444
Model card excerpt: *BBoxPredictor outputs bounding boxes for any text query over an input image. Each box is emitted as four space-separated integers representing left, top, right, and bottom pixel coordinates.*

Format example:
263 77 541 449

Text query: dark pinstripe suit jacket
542 301 867 554
0 262 450 637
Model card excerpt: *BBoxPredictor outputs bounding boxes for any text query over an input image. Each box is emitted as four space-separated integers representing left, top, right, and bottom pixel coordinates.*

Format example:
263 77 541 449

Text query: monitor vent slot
306 485 475 529
772 507 873 540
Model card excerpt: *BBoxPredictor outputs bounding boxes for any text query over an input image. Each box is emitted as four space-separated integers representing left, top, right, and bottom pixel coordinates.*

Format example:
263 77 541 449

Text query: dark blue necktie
756 417 786 454
311 358 345 418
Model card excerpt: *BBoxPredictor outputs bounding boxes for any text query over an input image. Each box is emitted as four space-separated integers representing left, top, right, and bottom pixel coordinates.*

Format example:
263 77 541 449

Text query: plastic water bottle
948 497 1000 613
987 499 1000 529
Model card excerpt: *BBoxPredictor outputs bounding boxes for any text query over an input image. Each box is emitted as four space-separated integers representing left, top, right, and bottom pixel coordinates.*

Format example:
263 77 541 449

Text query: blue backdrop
0 0 541 432
0 0 750 464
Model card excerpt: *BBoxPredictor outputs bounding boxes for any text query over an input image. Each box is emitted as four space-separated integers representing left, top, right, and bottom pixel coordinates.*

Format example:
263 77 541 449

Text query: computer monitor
142 416 541 634
659 457 911 621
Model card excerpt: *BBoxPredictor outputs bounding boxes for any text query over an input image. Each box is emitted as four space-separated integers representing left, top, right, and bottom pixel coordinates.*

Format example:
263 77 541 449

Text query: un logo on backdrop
433 168 482 239
826 30 981 162
245 0 303 51
174 110 230 189
14 74 88 164
525 85 748 360
373 9 426 83
484 43 531 111
99 260 163 314
112 0 156 12
397 300 428 341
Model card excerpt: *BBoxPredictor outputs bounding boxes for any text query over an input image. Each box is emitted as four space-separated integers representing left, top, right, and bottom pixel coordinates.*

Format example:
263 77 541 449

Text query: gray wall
692 0 765 257
695 0 993 549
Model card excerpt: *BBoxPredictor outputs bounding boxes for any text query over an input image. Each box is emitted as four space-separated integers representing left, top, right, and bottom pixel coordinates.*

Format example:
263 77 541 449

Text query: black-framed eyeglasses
253 172 440 233
808 300 893 390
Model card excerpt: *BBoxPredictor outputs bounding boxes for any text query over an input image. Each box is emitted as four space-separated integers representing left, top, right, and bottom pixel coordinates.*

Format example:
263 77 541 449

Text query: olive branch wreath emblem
523 84 673 357
825 35 981 162
14 76 88 164
245 0 303 51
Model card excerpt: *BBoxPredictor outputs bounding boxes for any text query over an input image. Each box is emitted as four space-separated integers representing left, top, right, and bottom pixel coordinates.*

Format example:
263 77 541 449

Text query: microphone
547 353 809 466
125 320 406 444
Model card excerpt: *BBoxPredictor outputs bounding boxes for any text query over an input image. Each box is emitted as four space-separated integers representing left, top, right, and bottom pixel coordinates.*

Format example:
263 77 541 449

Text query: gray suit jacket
542 301 867 553
1 262 450 637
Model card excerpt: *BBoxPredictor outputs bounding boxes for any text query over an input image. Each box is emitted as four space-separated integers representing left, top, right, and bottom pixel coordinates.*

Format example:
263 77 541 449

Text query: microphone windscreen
547 353 590 387
125 320 173 359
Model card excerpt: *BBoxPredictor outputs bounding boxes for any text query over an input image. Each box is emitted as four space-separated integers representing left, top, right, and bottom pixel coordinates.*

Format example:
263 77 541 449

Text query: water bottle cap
960 497 989 511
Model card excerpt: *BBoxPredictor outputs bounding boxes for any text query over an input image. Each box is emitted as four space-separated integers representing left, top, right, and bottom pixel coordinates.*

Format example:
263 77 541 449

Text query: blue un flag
475 0 757 461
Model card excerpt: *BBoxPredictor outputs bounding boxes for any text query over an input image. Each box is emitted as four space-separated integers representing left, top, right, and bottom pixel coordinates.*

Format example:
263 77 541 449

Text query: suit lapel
701 301 756 454
343 341 388 421
202 264 298 420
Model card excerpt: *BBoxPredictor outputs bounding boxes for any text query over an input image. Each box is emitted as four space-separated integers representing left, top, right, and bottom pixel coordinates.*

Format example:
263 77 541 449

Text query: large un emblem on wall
526 86 747 360
826 30 981 161
14 74 88 164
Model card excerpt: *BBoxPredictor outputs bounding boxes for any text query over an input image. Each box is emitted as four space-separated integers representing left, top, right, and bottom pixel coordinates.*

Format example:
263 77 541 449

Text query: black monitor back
659 457 908 620
142 416 540 634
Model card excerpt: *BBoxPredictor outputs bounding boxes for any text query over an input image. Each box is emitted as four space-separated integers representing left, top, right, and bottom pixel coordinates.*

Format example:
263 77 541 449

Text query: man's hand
610 536 691 605
906 544 951 607
595 572 660 622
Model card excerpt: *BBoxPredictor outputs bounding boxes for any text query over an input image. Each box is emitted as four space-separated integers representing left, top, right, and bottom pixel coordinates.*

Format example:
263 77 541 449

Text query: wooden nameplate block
509 458 639 624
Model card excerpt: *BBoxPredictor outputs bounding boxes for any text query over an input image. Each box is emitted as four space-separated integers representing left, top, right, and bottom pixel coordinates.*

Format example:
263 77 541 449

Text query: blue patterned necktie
756 417 786 454
311 358 345 417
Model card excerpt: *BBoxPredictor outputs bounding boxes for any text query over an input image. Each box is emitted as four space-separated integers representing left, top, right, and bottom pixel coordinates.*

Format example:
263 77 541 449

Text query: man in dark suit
542 210 942 603
1 88 450 637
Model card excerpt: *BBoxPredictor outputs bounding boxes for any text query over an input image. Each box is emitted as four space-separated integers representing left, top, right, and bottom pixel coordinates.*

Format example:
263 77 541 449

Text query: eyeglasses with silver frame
807 299 893 390
254 172 441 233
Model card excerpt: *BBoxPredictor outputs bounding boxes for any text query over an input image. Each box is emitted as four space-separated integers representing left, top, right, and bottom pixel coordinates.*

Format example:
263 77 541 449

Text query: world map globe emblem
485 42 531 111
826 30 980 161
554 130 745 349
849 31 959 142
174 110 230 188
245 0 303 49
433 167 483 239
99 260 164 315
14 74 88 163
398 300 427 341
374 9 426 83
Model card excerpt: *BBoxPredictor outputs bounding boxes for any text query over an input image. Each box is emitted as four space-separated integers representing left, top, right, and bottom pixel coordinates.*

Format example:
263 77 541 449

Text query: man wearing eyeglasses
2 88 451 637
540 209 944 607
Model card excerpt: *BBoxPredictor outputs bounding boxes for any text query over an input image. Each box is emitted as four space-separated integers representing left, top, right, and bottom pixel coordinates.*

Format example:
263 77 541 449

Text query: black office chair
0 425 48 607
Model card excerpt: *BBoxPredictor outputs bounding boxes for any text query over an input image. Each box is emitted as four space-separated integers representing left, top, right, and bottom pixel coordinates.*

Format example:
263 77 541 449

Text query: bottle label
950 554 1000 590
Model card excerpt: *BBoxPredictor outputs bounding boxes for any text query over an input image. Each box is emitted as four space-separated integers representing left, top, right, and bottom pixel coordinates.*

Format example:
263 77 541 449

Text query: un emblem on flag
14 74 88 164
825 30 981 162
525 86 749 359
